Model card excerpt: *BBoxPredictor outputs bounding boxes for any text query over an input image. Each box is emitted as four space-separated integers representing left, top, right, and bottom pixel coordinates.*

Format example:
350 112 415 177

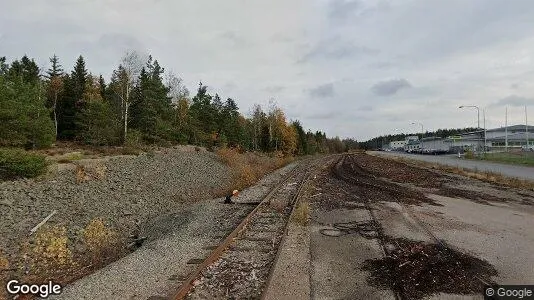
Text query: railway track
332 153 493 300
169 157 324 300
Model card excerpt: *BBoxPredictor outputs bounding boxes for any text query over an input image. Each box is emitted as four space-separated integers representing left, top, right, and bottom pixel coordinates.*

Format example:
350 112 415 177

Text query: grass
291 200 310 226
0 148 48 179
477 151 534 167
56 151 85 163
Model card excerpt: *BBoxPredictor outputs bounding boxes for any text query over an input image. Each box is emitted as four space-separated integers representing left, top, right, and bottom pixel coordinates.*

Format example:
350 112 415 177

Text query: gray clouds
2 0 534 140
493 95 534 107
308 83 335 98
371 79 412 96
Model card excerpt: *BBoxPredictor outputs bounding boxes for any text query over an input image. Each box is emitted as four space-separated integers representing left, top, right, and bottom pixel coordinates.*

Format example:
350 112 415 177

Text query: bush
0 148 48 179
464 150 474 159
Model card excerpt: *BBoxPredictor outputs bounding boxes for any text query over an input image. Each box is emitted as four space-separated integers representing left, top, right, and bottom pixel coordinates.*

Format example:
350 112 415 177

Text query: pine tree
46 54 64 78
46 54 64 138
0 56 54 148
57 55 87 139
129 56 172 142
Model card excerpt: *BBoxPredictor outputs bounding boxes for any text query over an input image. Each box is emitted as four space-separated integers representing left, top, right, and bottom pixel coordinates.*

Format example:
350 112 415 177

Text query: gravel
0 147 231 266
47 160 298 299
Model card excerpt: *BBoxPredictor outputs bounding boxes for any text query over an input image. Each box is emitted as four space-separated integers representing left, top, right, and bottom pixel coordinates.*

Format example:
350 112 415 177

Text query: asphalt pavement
370 151 534 181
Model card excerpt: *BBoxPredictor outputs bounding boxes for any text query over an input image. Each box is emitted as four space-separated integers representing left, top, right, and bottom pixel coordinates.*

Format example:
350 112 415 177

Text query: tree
129 56 172 142
0 57 54 148
46 54 64 138
116 51 143 143
165 71 189 104
189 82 216 144
57 56 87 140
292 120 308 155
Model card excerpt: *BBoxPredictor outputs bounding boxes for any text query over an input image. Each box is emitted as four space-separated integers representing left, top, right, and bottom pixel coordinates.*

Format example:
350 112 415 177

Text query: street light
459 105 480 129
459 105 482 153
411 122 424 152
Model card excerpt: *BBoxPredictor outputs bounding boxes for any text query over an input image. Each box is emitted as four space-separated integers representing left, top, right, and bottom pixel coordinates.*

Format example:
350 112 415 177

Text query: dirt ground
304 153 534 300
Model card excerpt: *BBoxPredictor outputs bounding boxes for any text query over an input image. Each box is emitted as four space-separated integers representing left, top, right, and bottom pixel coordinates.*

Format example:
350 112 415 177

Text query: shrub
464 150 474 159
0 148 48 179
82 218 122 266
24 225 77 281
125 129 143 147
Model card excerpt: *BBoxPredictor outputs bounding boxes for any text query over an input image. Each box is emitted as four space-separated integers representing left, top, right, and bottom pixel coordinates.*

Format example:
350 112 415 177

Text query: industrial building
393 125 533 154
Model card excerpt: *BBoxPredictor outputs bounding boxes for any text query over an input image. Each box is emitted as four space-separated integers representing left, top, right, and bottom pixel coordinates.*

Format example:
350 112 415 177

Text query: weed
75 165 87 183
82 218 123 267
24 225 77 282
291 200 310 226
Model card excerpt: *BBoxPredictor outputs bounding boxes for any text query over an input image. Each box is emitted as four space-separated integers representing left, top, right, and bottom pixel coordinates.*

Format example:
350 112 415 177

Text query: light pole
411 122 424 152
459 105 480 129
459 105 481 152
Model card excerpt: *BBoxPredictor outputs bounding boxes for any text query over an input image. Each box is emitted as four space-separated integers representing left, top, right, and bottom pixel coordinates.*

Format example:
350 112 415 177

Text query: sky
1 0 534 140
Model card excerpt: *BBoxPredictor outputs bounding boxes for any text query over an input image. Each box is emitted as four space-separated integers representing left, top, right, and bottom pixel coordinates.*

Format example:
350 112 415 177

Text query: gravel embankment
51 161 299 300
0 147 231 263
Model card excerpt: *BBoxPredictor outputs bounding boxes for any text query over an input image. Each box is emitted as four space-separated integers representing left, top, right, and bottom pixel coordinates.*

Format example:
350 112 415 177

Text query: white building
390 140 407 150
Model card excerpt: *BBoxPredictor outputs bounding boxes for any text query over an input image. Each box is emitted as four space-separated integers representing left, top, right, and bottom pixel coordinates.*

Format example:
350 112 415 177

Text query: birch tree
116 51 143 143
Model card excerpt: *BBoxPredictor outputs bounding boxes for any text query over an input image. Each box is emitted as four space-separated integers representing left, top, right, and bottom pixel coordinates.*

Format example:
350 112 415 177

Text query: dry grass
22 225 77 283
214 147 294 197
15 218 125 290
56 151 84 163
75 163 107 183
291 200 310 226
390 156 534 191
82 218 124 267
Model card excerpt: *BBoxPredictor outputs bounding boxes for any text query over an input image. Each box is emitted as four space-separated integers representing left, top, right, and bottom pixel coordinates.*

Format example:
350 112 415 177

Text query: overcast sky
1 0 534 140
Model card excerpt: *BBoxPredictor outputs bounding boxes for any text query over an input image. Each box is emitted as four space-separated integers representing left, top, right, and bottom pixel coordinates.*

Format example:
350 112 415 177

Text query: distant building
390 140 407 150
420 137 449 152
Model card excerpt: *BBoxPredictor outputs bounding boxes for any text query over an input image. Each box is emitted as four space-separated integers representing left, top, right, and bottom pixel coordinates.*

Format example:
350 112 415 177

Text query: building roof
486 124 534 133
488 132 534 142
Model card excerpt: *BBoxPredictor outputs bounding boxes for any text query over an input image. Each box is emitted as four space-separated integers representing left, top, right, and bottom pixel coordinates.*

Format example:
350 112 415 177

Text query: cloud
265 85 286 93
328 0 361 21
305 111 339 120
492 95 534 107
308 83 335 98
358 105 373 111
220 31 250 47
371 79 412 96
298 36 378 63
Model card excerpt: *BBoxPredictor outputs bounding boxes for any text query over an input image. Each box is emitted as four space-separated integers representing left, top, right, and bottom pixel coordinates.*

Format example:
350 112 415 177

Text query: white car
521 145 534 151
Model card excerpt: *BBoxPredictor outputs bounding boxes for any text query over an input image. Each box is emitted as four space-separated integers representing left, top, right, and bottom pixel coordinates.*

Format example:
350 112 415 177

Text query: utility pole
459 105 481 152
505 106 508 152
483 108 487 155
526 105 529 148
411 122 424 152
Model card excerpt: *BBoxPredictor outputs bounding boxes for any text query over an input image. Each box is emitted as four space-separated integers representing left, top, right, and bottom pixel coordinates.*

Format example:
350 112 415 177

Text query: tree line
0 52 357 155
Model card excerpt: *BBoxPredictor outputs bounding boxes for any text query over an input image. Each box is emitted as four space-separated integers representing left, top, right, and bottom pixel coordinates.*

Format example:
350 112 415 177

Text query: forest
0 52 357 156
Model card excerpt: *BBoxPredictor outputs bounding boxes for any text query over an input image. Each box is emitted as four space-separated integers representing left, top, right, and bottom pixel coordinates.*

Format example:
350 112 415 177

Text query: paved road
370 151 534 181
